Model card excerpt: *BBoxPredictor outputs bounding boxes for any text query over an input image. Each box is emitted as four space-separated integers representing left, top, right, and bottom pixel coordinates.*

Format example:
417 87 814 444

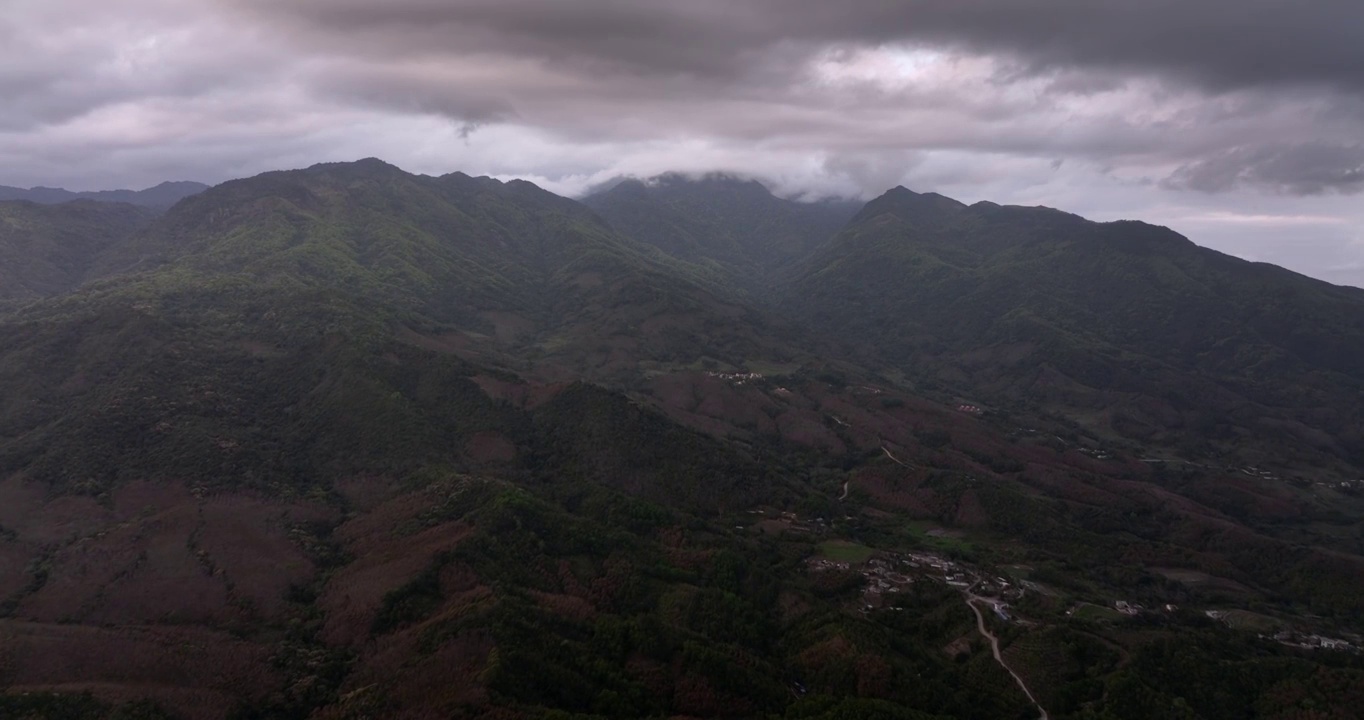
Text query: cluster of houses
1268 631 1357 652
862 557 916 604
1234 465 1282 482
745 508 831 536
806 546 1030 616
808 558 852 573
1114 601 1143 616
1205 611 1360 653
1078 447 1114 461
706 370 765 385
802 532 1362 659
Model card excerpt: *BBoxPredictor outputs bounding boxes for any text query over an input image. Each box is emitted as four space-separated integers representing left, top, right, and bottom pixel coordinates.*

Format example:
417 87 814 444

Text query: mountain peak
851 185 966 227
303 157 406 178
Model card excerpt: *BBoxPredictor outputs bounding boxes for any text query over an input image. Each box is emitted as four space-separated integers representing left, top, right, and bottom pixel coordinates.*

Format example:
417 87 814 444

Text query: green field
1071 603 1126 623
903 520 976 553
1222 610 1285 633
819 540 877 563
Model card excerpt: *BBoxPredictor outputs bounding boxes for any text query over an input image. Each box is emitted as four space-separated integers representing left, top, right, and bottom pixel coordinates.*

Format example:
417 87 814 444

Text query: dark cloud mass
1 0 1363 284
233 0 1364 93
212 0 1364 196
1168 143 1364 195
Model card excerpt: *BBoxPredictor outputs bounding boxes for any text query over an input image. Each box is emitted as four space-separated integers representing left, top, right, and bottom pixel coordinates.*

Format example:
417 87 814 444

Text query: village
808 546 1025 619
1199 611 1360 653
800 529 1363 657
705 370 765 385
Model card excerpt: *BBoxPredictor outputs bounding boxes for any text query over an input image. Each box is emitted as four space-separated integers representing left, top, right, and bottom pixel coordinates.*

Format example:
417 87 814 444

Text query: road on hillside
881 446 912 467
966 596 1049 720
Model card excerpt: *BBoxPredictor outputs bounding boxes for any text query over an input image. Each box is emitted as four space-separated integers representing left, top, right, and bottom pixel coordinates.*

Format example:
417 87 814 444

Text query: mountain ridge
0 180 210 210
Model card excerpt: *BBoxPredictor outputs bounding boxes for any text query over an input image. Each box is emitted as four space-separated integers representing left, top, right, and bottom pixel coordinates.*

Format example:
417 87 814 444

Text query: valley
1 161 1362 720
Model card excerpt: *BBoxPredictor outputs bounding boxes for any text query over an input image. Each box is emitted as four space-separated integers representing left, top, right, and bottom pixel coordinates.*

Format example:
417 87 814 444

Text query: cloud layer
3 0 1363 283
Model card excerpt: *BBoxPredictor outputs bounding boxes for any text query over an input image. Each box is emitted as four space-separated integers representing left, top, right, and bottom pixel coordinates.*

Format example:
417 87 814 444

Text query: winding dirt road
966 597 1049 720
881 446 913 468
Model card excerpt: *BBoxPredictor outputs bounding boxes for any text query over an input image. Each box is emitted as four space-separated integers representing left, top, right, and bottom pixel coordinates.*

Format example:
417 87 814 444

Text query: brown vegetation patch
238 339 284 358
953 490 990 528
816 396 897 450
624 654 672 700
0 475 112 544
524 381 573 409
480 311 536 344
0 540 33 600
572 272 603 289
363 628 495 717
944 634 973 658
334 475 402 513
0 620 279 719
466 431 517 465
530 590 597 623
651 403 743 440
319 491 474 645
648 373 702 413
470 374 530 405
673 673 729 718
329 589 497 718
796 635 856 672
196 495 328 620
19 504 232 626
855 467 936 515
691 382 778 435
776 409 846 454
5 683 242 720
395 326 480 358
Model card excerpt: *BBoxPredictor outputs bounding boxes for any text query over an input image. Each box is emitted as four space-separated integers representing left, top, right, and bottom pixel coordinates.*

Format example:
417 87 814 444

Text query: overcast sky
4 0 1364 285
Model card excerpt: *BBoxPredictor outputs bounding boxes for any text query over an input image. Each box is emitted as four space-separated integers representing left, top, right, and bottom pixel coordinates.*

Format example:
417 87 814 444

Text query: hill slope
0 200 156 307
783 187 1364 469
0 159 814 497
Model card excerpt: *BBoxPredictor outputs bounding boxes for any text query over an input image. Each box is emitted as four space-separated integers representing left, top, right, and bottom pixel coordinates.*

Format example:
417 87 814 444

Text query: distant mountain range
0 180 209 209
2 159 1362 720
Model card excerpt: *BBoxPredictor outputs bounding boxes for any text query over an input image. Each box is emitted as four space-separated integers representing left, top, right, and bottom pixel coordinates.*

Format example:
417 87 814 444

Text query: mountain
2 162 1364 720
783 187 1364 468
583 173 860 293
0 180 209 210
83 159 809 382
0 159 816 497
0 199 156 306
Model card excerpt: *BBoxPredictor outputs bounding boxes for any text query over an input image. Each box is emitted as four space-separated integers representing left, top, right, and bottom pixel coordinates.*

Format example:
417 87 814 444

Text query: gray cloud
206 0 1364 197
227 0 1364 93
0 1 286 132
1167 143 1364 195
